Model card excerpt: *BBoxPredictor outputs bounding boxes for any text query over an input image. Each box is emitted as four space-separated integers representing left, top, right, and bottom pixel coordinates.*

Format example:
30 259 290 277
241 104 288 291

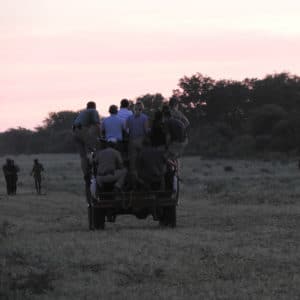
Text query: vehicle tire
94 207 105 230
88 205 95 230
159 206 176 228
175 177 180 204
165 205 176 228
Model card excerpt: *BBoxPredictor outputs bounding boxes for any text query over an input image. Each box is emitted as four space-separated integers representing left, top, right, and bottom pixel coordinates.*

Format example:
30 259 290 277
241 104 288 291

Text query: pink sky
1 0 300 131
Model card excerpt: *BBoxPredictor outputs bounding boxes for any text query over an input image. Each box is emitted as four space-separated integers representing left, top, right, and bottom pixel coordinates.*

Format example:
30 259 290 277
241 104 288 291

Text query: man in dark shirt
162 106 188 159
169 97 190 129
137 139 167 190
30 159 44 194
126 101 149 179
73 101 101 183
150 110 167 149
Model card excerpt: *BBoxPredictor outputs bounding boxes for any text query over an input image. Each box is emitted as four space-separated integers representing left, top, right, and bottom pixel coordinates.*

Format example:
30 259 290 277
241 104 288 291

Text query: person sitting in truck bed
94 139 127 192
137 138 167 191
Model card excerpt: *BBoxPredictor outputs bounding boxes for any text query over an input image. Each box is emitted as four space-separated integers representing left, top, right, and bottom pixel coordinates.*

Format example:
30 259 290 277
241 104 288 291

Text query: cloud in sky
0 0 300 131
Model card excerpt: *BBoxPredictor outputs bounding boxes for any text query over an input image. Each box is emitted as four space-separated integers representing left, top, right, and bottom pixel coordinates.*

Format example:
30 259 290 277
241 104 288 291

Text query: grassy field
0 154 299 299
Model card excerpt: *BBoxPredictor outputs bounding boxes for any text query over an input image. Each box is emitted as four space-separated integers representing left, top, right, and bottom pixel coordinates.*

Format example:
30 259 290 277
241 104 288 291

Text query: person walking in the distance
30 159 44 194
2 158 20 195
3 158 14 195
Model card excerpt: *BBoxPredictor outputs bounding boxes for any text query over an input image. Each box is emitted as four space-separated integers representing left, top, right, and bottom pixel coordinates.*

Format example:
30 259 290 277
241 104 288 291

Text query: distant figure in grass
2 158 20 195
30 159 44 194
73 101 101 188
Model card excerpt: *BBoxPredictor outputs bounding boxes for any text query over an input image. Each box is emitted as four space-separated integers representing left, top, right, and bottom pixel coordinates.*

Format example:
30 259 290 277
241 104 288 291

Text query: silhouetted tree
136 93 165 118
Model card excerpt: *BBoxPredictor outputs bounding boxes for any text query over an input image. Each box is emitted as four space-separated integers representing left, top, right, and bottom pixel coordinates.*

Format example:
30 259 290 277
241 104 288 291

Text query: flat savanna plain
0 154 299 299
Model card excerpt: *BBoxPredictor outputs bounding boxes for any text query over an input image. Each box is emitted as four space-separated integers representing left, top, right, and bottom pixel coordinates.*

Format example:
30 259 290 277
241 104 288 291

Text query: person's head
6 158 11 164
169 97 179 109
109 105 118 115
34 158 38 164
134 101 144 115
86 101 96 109
120 99 130 108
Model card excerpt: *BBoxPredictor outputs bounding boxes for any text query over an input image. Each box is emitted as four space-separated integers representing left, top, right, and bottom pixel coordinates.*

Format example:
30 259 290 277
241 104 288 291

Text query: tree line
1 72 300 157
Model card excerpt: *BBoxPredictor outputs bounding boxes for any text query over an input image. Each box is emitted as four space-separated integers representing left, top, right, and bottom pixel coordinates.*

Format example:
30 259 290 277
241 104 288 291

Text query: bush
250 104 287 136
228 134 256 157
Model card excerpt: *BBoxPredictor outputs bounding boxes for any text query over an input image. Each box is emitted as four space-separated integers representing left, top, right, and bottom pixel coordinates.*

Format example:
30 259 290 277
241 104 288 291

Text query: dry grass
0 154 299 299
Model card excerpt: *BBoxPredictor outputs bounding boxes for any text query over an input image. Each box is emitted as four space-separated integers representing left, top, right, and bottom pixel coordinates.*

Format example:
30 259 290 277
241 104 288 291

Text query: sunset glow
1 0 300 131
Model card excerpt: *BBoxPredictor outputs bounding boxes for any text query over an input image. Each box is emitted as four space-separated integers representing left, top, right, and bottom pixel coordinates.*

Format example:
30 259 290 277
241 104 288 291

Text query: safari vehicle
87 158 179 230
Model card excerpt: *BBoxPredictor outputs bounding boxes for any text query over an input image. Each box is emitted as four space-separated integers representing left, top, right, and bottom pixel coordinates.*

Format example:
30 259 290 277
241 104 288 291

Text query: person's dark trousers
4 175 13 195
11 176 18 195
34 177 42 194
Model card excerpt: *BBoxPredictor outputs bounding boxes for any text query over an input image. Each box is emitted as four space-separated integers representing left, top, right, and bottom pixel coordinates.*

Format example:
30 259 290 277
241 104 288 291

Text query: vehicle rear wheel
165 205 176 228
175 177 180 204
159 205 176 228
94 207 105 230
88 205 94 230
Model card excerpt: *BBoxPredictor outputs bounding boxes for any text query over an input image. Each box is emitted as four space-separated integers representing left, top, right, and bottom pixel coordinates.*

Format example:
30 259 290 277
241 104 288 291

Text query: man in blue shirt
102 105 125 142
73 101 101 180
117 99 133 123
126 101 149 182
